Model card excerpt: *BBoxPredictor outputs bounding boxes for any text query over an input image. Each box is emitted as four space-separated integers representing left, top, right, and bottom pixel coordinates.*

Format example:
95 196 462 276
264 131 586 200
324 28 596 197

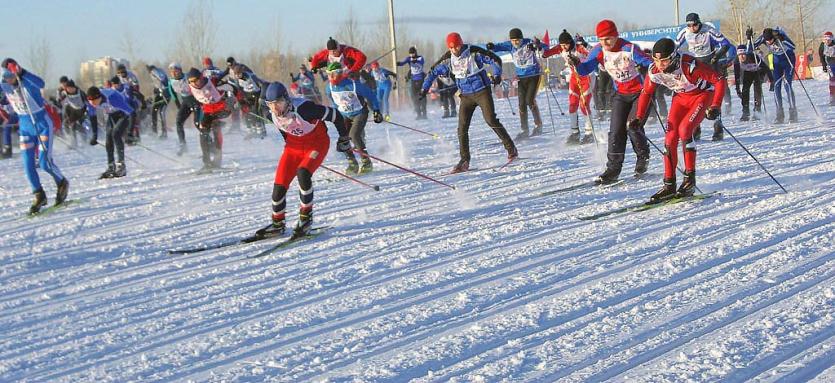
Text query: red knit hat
446 32 463 49
596 19 618 38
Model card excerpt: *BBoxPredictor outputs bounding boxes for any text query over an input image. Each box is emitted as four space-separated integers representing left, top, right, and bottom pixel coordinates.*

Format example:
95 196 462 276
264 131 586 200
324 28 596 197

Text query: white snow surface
1 81 834 382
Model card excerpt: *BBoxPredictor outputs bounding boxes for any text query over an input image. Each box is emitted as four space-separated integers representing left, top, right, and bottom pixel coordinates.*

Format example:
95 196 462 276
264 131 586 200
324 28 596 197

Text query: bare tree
26 36 52 81
334 6 366 48
170 0 217 68
120 30 140 64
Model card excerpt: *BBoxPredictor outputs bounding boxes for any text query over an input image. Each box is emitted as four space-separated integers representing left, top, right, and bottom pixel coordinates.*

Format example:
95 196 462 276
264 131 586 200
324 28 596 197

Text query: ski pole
133 141 188 165
369 47 397 64
320 164 380 191
541 76 557 136
505 93 516 115
652 107 704 195
53 134 94 160
571 65 601 153
385 120 439 139
352 149 456 190
721 125 787 193
545 81 566 115
776 38 820 118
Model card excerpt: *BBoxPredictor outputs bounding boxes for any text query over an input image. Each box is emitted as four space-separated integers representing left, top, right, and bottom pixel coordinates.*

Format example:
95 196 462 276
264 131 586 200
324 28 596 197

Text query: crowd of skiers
2 13 834 239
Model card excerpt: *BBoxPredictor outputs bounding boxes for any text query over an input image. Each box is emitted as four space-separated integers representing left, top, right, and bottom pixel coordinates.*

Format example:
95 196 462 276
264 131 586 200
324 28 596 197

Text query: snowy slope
1 81 833 382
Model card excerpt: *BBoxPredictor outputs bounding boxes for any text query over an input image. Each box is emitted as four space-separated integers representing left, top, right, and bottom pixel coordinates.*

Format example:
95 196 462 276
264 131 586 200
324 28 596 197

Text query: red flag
543 29 550 48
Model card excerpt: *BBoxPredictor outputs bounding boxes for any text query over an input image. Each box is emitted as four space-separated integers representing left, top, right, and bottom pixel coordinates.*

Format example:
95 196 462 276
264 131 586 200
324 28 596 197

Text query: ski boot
451 159 469 174
55 178 69 206
648 178 677 204
293 209 313 238
359 157 373 174
788 108 798 123
442 110 450 118
739 109 750 122
774 108 785 124
581 133 595 144
100 163 116 179
506 145 518 161
515 130 530 141
531 125 543 137
711 121 724 141
159 129 168 139
176 142 187 157
676 171 696 197
594 167 620 185
565 131 581 145
345 159 359 175
29 188 48 215
634 156 649 176
1 145 11 159
113 162 127 178
256 215 286 238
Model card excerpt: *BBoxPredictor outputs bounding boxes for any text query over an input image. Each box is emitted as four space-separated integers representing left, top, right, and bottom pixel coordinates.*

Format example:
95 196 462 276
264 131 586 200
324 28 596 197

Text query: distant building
79 56 130 87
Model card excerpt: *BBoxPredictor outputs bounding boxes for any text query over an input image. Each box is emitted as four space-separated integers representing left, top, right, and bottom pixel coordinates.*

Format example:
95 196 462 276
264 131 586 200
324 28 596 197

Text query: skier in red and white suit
260 81 351 238
543 30 595 144
186 68 231 171
633 38 726 203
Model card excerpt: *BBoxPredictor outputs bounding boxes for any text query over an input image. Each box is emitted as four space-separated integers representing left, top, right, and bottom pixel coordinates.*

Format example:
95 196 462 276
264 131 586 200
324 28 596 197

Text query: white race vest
648 57 712 93
512 46 537 68
271 99 317 137
331 81 363 114
170 78 191 97
190 81 222 105
602 49 641 83
823 44 835 58
65 92 86 110
236 75 260 93
7 87 42 115
450 48 483 79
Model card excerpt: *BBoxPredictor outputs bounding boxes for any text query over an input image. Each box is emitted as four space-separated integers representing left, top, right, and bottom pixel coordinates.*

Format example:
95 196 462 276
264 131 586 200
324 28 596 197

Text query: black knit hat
186 68 201 79
110 76 121 85
686 13 700 25
509 28 523 39
652 38 677 59
59 75 69 84
558 29 573 45
762 28 774 41
327 37 338 50
408 46 417 54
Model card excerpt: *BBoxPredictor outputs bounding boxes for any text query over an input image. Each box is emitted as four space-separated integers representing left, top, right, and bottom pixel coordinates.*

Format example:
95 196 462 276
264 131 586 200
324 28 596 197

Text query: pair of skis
445 156 521 176
168 225 329 258
577 192 718 221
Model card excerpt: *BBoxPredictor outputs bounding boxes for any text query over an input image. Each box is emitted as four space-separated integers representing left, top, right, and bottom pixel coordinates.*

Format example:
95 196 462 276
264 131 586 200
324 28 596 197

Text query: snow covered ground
1 81 833 382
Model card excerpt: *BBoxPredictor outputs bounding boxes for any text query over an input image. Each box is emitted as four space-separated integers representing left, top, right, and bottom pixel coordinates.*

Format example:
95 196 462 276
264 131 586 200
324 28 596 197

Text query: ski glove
705 107 720 120
566 55 581 67
336 136 351 152
373 110 383 123
485 42 495 50
418 89 428 100
745 27 754 40
627 118 643 130
491 75 502 86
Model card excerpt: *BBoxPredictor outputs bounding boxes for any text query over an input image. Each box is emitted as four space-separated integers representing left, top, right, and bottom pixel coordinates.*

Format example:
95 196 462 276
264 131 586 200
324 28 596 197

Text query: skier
733 42 773 121
571 20 652 184
488 28 548 140
201 57 224 82
819 31 835 105
186 68 232 171
290 64 321 104
86 86 134 178
369 61 396 121
228 64 267 139
422 32 518 173
325 61 382 175
167 62 196 156
436 71 458 119
0 94 17 159
310 37 368 82
258 81 352 237
116 64 144 145
543 29 595 144
676 12 736 140
397 46 428 119
633 38 726 203
146 64 170 138
1 59 69 213
753 26 798 123
58 79 95 147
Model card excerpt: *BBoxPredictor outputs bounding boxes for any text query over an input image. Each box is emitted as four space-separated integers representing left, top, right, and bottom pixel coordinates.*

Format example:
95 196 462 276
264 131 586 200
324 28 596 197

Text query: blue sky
0 0 768 83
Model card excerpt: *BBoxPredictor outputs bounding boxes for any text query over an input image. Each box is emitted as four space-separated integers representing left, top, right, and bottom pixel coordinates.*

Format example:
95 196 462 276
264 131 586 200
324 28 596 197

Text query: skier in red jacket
633 38 726 203
309 37 367 82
